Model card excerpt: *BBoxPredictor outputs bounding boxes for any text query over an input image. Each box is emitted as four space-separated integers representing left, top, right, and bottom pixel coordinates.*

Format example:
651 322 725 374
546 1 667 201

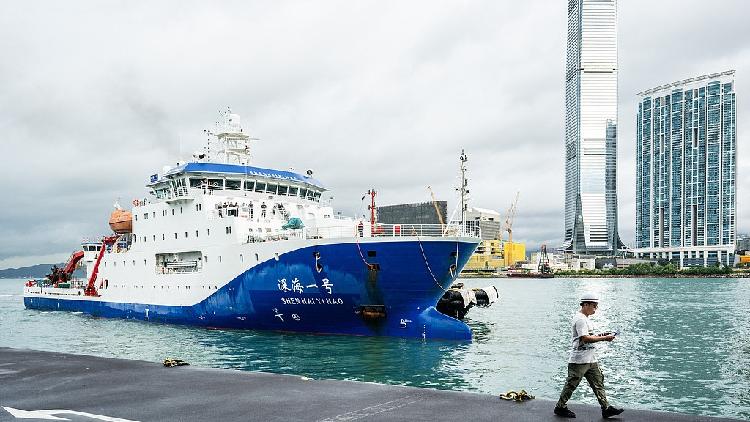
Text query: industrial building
377 201 447 226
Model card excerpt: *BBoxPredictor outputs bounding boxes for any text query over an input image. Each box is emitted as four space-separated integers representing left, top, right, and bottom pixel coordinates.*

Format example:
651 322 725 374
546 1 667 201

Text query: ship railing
306 223 481 240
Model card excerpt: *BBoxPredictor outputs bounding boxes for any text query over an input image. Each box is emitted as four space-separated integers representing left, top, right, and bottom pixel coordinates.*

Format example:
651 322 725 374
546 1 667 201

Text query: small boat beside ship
24 109 485 340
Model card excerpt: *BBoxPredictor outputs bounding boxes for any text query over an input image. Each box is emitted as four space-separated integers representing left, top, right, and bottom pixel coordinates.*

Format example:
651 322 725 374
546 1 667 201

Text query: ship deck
0 347 740 421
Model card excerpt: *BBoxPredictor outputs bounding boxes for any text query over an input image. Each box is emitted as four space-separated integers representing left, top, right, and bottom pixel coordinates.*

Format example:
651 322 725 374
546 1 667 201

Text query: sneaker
553 406 576 418
602 406 624 418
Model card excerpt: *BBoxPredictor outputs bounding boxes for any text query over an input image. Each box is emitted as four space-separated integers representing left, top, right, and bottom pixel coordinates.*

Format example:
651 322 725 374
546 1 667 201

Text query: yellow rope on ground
163 358 189 367
499 390 535 402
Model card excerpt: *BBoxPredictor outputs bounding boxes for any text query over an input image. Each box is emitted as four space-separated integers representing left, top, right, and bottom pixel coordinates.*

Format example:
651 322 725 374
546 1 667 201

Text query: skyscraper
563 0 622 255
634 71 736 267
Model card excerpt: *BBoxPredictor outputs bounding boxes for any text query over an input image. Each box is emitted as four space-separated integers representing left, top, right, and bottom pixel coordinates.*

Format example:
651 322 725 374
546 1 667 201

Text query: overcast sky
1 0 748 269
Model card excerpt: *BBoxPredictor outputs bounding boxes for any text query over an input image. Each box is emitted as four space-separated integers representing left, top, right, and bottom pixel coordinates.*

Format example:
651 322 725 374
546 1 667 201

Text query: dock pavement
0 347 741 422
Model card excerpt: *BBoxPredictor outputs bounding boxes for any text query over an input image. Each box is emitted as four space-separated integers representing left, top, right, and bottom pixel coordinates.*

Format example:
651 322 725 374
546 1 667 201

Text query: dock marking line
2 406 139 422
317 396 418 421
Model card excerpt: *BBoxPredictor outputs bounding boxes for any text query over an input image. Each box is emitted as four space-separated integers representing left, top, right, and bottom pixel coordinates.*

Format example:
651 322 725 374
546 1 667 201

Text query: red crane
85 235 118 297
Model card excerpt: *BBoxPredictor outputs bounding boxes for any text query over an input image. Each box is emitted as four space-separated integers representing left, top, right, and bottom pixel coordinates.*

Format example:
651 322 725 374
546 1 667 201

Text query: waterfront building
736 234 750 254
377 201 447 226
463 239 504 273
503 242 526 267
563 0 623 255
634 71 736 267
465 207 502 241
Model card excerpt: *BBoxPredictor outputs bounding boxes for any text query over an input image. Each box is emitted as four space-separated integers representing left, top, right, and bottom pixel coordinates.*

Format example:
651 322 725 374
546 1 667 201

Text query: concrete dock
0 348 741 422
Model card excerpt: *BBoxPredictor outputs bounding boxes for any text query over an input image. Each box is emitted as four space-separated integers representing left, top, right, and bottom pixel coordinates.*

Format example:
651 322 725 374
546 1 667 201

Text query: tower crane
503 192 520 244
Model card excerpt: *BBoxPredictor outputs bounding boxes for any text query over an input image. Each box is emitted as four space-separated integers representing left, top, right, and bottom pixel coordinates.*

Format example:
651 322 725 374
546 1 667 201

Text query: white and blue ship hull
25 238 479 340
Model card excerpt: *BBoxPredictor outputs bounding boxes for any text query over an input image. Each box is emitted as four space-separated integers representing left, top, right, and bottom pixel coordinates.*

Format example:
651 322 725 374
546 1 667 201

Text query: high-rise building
563 0 622 255
634 71 736 267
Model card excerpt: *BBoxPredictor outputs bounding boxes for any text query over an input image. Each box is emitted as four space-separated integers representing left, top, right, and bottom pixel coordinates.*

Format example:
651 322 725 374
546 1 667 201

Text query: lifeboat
109 209 133 234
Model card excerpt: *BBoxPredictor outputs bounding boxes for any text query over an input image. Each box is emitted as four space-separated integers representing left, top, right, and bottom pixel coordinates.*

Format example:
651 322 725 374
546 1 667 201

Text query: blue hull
25 240 478 340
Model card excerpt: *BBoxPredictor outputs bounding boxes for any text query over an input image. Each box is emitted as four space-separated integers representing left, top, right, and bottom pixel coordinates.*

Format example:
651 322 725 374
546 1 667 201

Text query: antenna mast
458 149 468 230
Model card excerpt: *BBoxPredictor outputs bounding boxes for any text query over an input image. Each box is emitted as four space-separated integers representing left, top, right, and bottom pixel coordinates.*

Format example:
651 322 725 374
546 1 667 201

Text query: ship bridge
148 162 326 204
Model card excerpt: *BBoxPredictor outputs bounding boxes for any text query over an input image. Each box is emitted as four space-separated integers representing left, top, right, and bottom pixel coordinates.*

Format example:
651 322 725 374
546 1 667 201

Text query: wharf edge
0 348 741 422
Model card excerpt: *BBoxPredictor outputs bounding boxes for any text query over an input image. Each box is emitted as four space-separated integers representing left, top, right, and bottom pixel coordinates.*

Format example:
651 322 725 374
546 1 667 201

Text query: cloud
0 0 748 267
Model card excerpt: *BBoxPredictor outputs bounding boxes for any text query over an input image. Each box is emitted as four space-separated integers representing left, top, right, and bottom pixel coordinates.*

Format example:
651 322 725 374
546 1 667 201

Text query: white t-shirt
568 311 597 364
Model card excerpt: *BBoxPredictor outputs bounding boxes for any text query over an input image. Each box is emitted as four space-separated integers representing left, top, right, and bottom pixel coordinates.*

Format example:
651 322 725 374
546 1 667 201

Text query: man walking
554 293 624 419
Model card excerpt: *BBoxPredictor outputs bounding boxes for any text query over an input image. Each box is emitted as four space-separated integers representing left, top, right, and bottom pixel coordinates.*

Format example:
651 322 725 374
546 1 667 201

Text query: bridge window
226 179 241 190
207 179 222 190
266 183 278 194
278 185 288 195
254 182 266 193
289 186 299 197
300 188 308 199
244 180 255 191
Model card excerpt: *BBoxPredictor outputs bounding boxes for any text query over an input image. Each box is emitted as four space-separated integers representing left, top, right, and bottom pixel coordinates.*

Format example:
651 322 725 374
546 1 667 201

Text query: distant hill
0 264 85 279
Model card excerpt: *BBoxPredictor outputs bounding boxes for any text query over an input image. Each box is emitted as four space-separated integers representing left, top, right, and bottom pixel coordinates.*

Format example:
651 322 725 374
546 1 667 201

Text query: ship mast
458 149 468 230
203 107 257 165
366 189 377 235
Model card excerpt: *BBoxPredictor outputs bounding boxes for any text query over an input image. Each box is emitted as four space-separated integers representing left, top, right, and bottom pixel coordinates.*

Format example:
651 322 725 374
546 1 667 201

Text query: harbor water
1 277 749 420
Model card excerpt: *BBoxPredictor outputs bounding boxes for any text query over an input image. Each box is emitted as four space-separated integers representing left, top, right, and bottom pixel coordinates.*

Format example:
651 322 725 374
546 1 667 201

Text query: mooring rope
417 235 446 292
354 227 373 268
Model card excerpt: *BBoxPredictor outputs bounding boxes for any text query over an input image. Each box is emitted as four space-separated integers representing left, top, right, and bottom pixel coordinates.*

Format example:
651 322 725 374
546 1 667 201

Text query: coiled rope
499 390 535 402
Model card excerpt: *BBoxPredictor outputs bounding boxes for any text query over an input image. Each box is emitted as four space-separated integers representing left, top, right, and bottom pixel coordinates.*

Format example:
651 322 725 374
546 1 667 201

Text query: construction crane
427 186 445 225
501 192 520 268
503 191 520 244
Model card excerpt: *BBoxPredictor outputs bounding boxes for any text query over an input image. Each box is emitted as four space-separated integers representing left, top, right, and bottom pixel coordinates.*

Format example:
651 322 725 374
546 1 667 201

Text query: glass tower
564 0 622 254
635 71 736 267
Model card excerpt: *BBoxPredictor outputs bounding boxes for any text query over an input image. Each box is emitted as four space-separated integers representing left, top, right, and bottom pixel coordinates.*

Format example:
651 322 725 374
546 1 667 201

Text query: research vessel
24 109 481 340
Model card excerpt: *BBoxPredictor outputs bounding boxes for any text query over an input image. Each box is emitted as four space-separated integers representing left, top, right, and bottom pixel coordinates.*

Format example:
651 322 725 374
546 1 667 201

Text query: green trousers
556 362 609 410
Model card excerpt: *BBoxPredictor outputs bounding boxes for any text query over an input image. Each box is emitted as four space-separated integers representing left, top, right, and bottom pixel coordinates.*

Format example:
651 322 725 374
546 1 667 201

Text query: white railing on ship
306 223 481 239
